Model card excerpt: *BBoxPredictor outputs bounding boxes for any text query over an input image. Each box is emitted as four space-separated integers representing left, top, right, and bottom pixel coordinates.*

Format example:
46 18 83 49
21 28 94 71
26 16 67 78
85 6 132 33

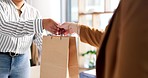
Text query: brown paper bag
30 43 39 66
40 36 79 78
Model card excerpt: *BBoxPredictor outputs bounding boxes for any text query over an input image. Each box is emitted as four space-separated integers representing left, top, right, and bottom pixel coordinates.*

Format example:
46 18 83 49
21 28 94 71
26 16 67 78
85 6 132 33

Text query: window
70 0 120 68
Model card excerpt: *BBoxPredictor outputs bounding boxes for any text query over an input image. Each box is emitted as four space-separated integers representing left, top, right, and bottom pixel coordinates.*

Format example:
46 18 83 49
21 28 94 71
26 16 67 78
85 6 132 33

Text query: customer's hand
42 18 58 34
59 22 80 35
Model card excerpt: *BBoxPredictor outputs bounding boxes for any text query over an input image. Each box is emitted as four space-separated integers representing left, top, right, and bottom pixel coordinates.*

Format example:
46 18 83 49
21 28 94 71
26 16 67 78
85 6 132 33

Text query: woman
0 0 58 78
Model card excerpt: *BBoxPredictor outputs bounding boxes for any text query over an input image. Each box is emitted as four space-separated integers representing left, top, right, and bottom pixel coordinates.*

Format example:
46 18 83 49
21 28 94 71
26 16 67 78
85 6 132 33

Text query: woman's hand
58 22 80 35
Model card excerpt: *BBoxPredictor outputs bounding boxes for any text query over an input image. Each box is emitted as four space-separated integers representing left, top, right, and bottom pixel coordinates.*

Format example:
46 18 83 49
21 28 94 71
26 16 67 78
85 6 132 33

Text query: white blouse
0 0 43 54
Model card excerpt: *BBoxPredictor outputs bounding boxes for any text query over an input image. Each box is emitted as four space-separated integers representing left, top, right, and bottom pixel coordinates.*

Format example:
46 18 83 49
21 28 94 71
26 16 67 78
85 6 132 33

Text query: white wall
28 0 61 23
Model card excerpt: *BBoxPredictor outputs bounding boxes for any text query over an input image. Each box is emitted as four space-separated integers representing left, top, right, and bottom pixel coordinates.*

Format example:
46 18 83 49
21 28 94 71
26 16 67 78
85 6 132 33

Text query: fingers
48 27 57 34
61 22 71 28
49 19 59 29
43 18 59 34
60 22 78 34
42 19 78 35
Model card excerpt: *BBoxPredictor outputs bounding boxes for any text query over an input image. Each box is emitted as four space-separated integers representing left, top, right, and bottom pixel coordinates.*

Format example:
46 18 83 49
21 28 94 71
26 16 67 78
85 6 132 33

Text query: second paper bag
40 36 79 78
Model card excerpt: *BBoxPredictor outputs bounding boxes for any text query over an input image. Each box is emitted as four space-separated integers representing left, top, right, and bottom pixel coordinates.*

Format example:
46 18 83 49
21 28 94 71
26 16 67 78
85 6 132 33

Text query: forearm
0 17 43 37
79 25 103 47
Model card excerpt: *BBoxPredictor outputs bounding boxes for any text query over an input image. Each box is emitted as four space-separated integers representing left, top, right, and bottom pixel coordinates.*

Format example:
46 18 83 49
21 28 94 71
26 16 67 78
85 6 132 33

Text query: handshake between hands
42 18 80 35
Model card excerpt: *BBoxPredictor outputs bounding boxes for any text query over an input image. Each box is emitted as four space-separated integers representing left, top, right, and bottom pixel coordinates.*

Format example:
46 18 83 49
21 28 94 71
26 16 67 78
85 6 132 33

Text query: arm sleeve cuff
34 19 43 34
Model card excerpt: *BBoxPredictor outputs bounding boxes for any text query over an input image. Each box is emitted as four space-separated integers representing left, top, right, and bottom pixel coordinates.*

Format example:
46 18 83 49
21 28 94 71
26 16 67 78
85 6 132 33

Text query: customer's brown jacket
80 0 148 78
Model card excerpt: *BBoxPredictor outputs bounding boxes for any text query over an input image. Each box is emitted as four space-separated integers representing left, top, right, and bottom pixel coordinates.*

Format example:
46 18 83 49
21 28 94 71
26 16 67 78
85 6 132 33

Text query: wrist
42 19 45 29
71 23 80 34
77 24 80 35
